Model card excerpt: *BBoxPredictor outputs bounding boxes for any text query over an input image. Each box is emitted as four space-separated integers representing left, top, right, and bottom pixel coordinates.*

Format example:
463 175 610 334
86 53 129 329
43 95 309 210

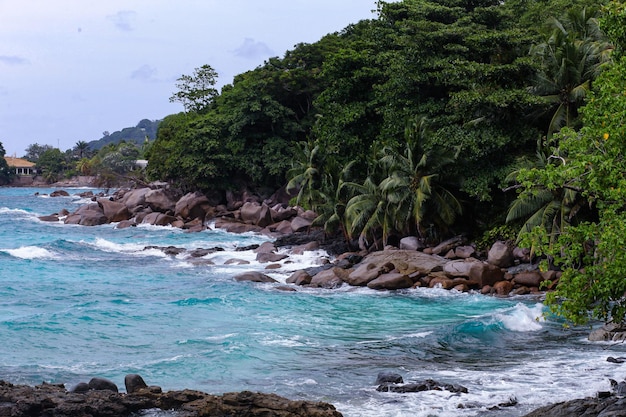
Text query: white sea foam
260 335 307 347
497 302 544 332
204 333 238 341
0 207 31 215
90 237 167 257
2 246 57 259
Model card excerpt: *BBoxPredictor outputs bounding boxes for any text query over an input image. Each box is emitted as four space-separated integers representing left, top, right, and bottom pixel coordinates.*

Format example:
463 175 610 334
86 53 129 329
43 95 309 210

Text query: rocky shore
33 186 626 416
0 375 342 417
39 186 554 298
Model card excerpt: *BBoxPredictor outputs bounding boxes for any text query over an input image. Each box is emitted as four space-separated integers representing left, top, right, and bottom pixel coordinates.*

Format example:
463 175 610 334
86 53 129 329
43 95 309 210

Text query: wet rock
234 271 277 283
377 379 468 394
493 280 514 296
367 272 413 290
50 190 69 197
0 380 343 417
124 374 148 394
309 268 345 289
375 372 403 385
286 270 312 286
256 252 289 263
38 214 60 222
522 394 626 417
70 382 90 393
589 322 626 342
88 377 118 392
97 198 130 223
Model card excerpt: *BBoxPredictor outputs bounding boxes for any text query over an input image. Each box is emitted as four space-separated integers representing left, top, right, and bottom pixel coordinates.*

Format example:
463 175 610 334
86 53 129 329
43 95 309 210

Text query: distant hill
88 119 161 150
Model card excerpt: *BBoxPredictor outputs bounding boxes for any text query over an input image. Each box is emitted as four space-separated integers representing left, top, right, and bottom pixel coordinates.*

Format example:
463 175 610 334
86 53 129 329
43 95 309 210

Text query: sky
0 1 381 157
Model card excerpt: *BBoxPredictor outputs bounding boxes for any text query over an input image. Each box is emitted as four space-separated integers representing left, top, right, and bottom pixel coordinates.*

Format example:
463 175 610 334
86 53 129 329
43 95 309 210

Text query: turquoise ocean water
1 186 626 416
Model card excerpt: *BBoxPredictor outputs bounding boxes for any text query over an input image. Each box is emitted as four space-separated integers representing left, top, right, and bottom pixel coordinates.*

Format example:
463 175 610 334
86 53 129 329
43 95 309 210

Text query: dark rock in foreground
522 395 626 417
0 379 343 417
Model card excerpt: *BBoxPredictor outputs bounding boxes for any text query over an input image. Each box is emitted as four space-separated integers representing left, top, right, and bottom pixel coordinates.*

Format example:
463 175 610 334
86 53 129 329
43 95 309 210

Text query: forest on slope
144 0 626 325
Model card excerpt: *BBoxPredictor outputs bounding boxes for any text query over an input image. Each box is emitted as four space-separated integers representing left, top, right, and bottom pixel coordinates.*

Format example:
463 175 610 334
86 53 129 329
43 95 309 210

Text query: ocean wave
1 246 58 260
0 207 31 215
89 238 168 257
496 302 545 332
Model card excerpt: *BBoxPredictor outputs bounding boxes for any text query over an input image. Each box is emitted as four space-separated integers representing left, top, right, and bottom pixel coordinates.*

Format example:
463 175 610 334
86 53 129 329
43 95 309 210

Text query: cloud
233 38 275 60
0 55 29 66
107 10 137 32
131 64 158 82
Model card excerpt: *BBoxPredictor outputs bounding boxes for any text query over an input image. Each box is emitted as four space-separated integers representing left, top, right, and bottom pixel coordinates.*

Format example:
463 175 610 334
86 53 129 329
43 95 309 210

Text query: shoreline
2 186 620 415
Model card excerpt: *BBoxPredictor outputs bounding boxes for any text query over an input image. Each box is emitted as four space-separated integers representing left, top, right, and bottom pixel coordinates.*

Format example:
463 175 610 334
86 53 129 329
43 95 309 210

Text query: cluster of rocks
521 377 626 417
39 188 558 298
375 372 468 394
0 375 342 417
278 239 555 297
38 187 317 237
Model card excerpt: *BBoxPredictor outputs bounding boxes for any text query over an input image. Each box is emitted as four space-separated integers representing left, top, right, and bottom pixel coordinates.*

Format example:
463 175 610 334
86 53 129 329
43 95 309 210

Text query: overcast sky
0 1 381 157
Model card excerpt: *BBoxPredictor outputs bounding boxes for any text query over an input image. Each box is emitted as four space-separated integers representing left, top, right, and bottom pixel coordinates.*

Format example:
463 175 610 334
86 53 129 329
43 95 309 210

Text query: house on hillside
4 157 36 185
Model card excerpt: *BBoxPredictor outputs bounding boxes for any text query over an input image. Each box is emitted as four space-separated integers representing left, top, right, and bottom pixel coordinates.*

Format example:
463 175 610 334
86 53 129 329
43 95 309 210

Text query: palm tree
379 117 462 239
75 158 94 175
530 7 612 138
286 140 325 211
345 174 394 251
505 141 583 246
311 159 356 244
74 140 90 159
345 117 462 249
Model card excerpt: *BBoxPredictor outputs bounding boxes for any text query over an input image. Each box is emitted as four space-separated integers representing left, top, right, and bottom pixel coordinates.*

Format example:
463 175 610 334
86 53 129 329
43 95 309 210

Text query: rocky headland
39 186 555 298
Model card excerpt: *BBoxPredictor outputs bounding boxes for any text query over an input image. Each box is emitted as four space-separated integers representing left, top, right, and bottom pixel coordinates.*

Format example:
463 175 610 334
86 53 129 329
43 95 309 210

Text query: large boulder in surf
97 198 131 223
64 203 108 226
358 250 447 276
50 190 69 197
145 189 177 213
468 262 504 288
345 262 394 286
88 377 118 392
443 259 476 277
234 271 277 283
174 192 212 221
309 268 346 289
238 202 274 228
367 272 413 290
119 187 151 212
124 374 148 394
141 212 178 226
256 252 289 263
492 280 514 296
